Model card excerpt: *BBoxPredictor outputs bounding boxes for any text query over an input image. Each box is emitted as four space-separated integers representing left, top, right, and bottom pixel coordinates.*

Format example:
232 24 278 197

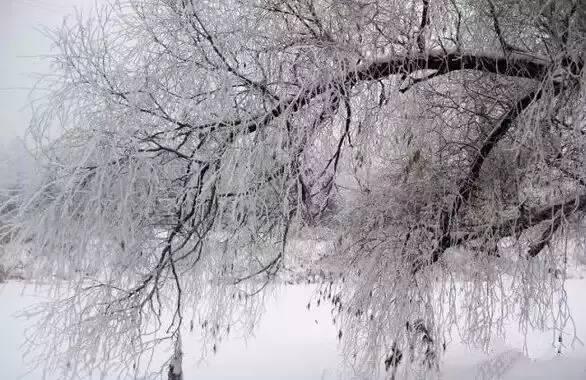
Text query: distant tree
5 0 584 378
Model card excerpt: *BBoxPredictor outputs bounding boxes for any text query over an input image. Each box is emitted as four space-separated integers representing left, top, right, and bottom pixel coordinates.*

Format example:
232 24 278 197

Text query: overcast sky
0 0 95 185
0 0 95 143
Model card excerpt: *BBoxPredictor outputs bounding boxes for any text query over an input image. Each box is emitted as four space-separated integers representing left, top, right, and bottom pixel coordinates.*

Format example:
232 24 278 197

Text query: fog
0 0 96 187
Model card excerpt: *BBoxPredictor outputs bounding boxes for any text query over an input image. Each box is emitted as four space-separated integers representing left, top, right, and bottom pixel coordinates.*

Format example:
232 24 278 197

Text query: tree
5 0 585 378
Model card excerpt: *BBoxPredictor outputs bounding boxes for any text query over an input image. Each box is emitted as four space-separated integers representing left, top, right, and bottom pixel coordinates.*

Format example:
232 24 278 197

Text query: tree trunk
168 334 183 380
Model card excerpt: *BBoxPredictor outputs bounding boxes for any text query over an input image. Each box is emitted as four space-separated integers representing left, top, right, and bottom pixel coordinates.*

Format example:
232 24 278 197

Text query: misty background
0 0 94 188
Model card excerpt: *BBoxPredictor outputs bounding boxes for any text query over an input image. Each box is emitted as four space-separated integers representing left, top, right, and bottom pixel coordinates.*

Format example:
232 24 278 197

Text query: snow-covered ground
441 279 586 379
1 281 586 379
0 283 345 380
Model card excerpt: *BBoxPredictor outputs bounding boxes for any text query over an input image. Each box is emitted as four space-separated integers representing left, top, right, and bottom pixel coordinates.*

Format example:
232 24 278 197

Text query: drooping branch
487 0 512 54
458 90 542 204
417 0 431 52
194 51 559 140
462 193 586 255
13 2 586 378
417 88 547 270
356 51 556 82
527 211 564 258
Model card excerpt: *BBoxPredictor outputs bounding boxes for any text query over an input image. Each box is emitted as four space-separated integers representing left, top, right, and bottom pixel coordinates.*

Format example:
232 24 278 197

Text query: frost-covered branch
3 0 584 378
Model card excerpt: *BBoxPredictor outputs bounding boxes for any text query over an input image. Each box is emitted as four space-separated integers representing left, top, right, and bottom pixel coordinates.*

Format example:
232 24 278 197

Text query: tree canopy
4 0 585 378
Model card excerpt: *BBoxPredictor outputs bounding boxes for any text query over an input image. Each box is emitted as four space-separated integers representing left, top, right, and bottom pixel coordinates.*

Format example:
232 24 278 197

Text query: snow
0 283 345 380
441 278 586 379
185 285 345 380
1 281 586 379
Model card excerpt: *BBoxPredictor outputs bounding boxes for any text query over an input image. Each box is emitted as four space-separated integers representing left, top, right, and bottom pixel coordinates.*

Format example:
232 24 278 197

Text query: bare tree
4 0 584 378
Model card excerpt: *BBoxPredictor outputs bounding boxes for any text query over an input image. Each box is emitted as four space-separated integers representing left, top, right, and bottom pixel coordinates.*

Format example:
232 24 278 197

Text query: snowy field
2 281 586 379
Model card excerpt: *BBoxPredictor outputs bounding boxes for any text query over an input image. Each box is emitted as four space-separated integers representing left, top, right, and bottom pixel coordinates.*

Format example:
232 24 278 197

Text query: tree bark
168 335 183 380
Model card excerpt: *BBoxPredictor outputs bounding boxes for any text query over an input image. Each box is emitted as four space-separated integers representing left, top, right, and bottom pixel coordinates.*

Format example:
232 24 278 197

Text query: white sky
0 0 96 185
0 0 95 143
